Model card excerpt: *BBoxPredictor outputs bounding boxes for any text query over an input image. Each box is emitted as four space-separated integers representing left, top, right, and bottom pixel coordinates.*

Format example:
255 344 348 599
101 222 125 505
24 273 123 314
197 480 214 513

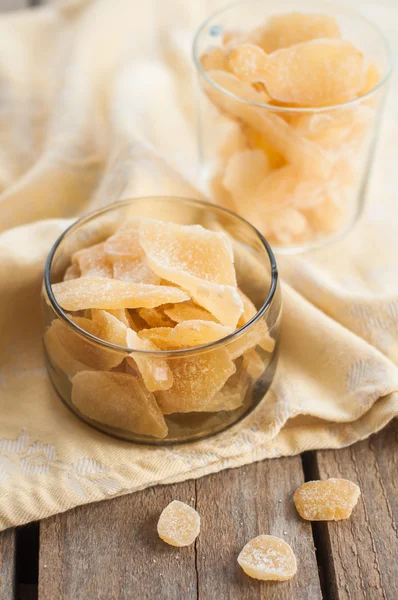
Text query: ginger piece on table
238 535 297 581
294 478 361 521
157 500 200 547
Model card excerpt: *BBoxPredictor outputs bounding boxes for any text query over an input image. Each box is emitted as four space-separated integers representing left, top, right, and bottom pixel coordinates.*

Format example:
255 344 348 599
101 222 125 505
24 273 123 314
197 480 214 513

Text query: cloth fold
0 0 397 531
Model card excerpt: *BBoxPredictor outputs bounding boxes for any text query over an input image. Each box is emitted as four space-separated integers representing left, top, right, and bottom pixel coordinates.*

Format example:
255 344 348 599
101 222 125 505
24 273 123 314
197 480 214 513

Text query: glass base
45 345 279 446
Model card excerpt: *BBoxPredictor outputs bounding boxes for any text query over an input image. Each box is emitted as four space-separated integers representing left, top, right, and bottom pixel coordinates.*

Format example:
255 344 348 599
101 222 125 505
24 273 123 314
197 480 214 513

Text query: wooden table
1 1 397 598
1 418 396 600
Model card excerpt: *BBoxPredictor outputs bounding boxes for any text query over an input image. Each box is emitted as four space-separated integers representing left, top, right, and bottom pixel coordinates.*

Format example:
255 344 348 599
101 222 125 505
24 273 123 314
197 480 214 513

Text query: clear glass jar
193 0 392 253
42 197 281 445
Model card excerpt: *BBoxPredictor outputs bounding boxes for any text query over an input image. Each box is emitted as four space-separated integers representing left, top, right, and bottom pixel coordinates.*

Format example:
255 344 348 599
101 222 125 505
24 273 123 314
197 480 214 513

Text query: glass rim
192 0 394 114
44 196 279 358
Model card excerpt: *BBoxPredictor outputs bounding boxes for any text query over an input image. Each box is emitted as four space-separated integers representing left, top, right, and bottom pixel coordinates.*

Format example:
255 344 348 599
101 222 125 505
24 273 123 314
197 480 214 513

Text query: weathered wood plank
0 529 16 600
314 418 398 600
38 480 197 600
196 457 322 599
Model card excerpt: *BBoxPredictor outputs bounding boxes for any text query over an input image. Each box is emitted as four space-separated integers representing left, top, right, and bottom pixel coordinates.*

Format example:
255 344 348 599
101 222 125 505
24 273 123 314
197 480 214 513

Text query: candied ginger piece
138 327 176 350
223 149 270 203
242 125 285 169
112 257 161 284
361 62 380 96
156 348 236 413
105 226 160 284
293 107 373 151
44 321 95 377
139 320 233 350
207 71 331 177
236 291 275 353
45 317 124 374
238 535 297 581
222 13 340 53
205 369 249 412
139 220 243 328
168 320 233 347
137 307 175 328
91 309 128 346
126 328 173 392
72 243 113 278
217 124 248 168
64 263 80 281
52 277 189 311
157 500 200 547
304 191 345 235
293 478 361 521
164 301 218 324
243 348 265 379
105 308 136 329
228 320 274 359
229 43 269 82
200 47 230 72
260 12 341 52
71 371 168 438
230 40 365 106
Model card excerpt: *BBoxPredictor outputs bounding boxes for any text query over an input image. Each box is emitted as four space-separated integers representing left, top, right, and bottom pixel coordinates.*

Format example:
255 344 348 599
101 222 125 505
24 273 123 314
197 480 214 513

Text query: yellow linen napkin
0 0 397 531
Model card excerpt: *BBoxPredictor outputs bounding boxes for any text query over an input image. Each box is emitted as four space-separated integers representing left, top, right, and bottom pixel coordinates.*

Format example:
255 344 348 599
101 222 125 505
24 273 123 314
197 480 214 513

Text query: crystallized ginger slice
164 301 218 324
52 277 189 311
44 317 124 375
200 46 230 72
207 71 331 177
259 12 341 52
91 309 128 346
44 321 95 377
293 478 361 521
238 535 297 581
71 371 168 438
104 308 137 330
72 243 113 278
242 348 265 379
157 500 200 547
156 348 236 413
222 13 340 53
64 263 81 281
126 328 173 392
205 369 250 412
222 149 270 204
139 320 233 350
105 225 160 284
229 40 365 106
137 307 176 328
139 220 243 328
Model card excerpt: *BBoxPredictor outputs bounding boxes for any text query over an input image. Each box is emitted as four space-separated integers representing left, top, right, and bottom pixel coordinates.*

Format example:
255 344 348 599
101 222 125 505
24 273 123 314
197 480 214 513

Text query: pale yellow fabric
0 0 397 531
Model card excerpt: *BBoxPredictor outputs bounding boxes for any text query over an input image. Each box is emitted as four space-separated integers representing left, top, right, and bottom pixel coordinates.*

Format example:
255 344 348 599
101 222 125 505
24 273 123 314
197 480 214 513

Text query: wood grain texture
314 418 398 600
195 457 322 600
0 529 16 600
38 480 197 600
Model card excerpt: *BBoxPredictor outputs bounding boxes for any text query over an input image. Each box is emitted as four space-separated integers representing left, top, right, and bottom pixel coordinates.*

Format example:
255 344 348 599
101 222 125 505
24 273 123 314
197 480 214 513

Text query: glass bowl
42 197 281 445
193 0 392 253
